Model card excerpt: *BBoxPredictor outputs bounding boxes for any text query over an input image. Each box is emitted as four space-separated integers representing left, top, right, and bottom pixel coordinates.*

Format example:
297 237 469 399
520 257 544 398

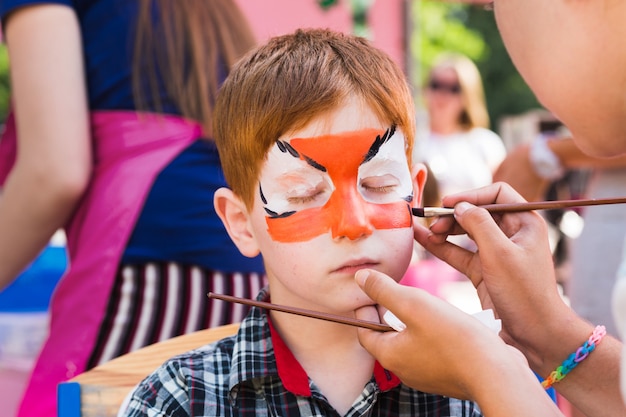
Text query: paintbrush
411 196 626 218
208 292 394 332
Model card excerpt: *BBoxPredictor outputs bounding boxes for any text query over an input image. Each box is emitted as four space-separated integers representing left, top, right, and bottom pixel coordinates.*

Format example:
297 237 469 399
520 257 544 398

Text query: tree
463 5 541 128
411 0 485 87
413 0 541 130
0 44 9 123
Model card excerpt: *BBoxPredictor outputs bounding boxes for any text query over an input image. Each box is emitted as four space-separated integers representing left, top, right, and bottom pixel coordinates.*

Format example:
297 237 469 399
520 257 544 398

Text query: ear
214 188 261 258
410 162 428 208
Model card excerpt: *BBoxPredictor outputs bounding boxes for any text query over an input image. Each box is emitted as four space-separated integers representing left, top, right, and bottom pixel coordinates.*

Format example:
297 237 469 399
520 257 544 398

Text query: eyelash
286 184 395 204
363 184 395 194
287 190 324 204
288 196 316 204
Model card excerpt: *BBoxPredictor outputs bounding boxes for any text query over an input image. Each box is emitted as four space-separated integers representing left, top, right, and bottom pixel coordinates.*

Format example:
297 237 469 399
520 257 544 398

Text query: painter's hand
354 272 565 417
354 269 540 408
414 182 571 362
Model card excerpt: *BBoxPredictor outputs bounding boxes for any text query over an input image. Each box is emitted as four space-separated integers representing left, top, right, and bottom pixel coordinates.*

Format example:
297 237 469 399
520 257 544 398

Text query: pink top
0 111 202 416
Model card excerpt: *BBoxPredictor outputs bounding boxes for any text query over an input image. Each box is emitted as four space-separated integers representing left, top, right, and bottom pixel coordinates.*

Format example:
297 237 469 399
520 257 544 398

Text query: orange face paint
261 127 413 243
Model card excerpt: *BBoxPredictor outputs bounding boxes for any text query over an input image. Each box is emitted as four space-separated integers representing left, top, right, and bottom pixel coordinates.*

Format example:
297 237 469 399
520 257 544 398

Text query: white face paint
260 146 335 215
357 129 413 205
259 127 413 218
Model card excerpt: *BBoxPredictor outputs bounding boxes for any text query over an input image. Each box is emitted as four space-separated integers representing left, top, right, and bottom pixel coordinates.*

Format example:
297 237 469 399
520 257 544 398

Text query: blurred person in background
407 52 507 293
416 52 506 201
0 1 265 416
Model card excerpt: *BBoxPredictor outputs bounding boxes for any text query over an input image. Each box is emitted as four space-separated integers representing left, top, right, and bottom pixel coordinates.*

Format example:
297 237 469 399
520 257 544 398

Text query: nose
329 187 373 240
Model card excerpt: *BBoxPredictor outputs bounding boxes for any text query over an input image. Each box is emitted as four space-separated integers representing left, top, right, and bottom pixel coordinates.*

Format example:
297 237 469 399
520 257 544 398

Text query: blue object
534 371 558 403
57 382 81 417
0 245 67 312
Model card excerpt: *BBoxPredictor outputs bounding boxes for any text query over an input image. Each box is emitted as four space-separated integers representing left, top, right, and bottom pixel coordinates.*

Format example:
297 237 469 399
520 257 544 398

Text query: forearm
0 4 92 287
519 306 625 417
0 164 85 288
425 184 626 415
471 351 563 417
555 337 624 417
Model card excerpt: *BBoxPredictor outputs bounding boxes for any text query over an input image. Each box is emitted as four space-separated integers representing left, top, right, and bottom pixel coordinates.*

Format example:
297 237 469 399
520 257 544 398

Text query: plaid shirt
121 288 483 417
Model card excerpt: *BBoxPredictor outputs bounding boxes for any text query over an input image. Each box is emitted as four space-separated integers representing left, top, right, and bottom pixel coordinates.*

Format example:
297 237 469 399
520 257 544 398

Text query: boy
121 28 483 417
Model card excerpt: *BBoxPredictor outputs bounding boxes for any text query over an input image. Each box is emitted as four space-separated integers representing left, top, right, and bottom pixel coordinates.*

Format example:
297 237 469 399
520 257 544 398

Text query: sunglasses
427 80 461 95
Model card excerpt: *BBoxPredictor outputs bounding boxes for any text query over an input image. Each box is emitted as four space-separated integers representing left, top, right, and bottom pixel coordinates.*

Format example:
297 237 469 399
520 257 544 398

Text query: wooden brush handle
208 293 394 332
480 196 626 213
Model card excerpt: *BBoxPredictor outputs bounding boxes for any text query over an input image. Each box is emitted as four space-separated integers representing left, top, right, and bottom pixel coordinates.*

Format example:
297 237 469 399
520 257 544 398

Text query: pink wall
235 0 407 70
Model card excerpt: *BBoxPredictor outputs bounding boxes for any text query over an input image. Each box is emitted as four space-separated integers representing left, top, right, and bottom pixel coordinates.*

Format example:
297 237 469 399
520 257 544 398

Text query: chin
575 134 626 159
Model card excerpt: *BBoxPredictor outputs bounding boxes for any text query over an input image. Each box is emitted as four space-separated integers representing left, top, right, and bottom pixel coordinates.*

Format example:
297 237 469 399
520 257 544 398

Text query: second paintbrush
208 292 394 332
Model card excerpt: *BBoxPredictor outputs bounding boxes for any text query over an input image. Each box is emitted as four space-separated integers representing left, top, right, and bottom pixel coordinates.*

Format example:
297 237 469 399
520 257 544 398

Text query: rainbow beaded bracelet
541 325 607 389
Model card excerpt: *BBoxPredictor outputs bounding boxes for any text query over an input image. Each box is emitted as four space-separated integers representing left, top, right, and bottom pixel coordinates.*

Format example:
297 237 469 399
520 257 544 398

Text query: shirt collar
229 287 401 399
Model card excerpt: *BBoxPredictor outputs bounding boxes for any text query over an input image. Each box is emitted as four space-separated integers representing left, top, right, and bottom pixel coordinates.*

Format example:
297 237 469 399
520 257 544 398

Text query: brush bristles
412 207 455 217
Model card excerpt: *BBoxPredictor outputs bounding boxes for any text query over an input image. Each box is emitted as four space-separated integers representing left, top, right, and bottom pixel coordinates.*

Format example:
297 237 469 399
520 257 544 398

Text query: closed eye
362 184 396 194
360 175 399 195
287 190 326 205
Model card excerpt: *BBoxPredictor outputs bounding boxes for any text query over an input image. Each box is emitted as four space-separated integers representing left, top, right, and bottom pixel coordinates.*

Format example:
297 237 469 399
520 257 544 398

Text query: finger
453 202 524 259
428 183 527 240
355 269 436 325
442 182 527 208
354 303 382 324
354 302 392 356
354 269 408 314
414 224 476 278
353 271 396 356
427 216 463 242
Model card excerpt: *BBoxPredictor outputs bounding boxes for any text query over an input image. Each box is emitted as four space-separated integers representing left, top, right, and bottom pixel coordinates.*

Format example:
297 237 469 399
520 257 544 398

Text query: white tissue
470 309 502 334
382 310 407 332
383 309 502 334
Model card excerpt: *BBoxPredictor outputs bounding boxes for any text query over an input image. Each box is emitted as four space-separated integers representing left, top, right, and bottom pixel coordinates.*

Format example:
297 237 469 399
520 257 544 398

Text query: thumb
355 269 420 325
355 269 403 311
354 269 400 356
453 202 513 256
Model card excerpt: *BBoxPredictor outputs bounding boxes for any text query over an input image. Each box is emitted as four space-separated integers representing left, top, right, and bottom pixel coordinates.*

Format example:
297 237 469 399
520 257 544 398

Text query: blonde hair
429 53 490 130
132 0 256 137
214 28 415 209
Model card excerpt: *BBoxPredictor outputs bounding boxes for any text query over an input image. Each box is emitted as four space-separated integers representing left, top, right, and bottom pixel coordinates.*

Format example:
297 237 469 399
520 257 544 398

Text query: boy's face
244 98 426 313
260 124 413 242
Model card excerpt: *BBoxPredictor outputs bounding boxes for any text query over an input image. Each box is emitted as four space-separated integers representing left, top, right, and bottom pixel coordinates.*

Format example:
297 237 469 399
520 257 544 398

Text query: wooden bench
57 323 239 417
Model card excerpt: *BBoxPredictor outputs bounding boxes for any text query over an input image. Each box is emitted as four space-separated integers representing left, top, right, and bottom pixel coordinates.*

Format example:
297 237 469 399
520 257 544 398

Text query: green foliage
0 43 10 123
350 0 374 38
317 0 339 10
413 1 485 84
316 0 374 38
412 0 541 129
463 6 541 127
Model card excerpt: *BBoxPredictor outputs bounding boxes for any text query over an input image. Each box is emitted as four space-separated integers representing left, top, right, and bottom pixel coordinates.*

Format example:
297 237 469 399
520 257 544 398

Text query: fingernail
355 269 370 286
455 202 471 215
